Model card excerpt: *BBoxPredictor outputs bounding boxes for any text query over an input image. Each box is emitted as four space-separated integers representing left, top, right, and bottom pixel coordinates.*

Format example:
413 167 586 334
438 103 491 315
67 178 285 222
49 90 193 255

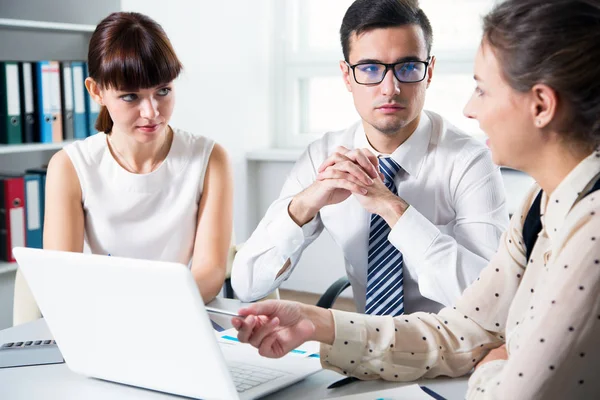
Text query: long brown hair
483 0 600 150
87 12 183 133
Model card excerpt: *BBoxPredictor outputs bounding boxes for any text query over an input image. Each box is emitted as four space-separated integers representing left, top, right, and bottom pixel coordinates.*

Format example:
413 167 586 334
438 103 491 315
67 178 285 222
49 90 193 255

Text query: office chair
315 276 351 309
13 268 40 326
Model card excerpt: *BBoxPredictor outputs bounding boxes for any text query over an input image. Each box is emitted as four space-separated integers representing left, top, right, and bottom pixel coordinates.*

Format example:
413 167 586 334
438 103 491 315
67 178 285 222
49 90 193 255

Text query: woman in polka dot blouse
232 0 600 398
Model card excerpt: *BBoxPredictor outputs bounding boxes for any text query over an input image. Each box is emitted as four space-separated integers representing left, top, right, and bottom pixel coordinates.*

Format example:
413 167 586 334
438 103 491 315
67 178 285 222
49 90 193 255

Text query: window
273 0 496 148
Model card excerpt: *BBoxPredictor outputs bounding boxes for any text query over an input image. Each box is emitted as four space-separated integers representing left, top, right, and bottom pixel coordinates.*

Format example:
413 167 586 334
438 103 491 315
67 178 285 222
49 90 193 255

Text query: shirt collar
353 111 432 177
542 150 600 239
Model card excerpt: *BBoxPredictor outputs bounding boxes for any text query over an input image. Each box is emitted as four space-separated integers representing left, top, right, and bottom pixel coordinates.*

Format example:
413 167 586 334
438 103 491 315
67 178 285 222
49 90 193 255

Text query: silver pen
205 306 244 318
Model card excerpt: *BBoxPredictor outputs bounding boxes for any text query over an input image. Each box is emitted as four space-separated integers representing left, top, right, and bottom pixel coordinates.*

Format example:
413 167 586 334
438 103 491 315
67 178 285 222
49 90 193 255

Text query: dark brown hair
88 12 183 133
483 0 600 149
340 0 433 62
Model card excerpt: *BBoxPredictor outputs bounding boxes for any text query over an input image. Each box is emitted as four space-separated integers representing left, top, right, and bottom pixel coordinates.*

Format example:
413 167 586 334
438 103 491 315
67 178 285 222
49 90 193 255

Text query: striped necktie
365 157 404 316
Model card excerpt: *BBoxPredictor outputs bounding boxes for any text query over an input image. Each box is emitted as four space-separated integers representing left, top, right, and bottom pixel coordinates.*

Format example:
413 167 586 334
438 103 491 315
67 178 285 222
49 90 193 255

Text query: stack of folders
0 167 47 262
0 61 100 145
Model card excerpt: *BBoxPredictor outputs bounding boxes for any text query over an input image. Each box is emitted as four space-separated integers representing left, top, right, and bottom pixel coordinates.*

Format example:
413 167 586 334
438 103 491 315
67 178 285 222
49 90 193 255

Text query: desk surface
0 298 468 399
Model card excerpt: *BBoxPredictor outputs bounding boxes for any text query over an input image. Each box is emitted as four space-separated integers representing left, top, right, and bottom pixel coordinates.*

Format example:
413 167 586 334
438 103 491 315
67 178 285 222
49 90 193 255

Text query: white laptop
13 247 321 400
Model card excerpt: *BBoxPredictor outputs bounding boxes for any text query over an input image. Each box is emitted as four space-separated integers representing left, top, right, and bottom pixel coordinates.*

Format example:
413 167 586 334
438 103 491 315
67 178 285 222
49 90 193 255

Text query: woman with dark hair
232 0 600 398
15 12 232 320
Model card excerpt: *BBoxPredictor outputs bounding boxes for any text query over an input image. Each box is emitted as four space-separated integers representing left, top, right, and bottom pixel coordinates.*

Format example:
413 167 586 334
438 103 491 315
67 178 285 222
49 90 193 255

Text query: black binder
18 62 39 143
59 62 75 140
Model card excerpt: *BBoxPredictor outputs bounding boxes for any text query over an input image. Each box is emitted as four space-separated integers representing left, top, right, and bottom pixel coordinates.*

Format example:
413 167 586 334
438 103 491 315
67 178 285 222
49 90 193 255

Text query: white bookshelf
0 18 95 33
0 140 74 155
0 1 119 330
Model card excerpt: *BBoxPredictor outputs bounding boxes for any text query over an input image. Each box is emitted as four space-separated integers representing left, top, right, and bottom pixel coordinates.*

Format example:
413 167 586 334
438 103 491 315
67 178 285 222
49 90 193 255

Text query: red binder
0 175 26 262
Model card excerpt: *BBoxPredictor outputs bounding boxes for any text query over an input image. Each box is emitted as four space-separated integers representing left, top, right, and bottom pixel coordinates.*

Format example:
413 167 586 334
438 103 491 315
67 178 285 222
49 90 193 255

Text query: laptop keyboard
0 340 64 369
227 361 287 392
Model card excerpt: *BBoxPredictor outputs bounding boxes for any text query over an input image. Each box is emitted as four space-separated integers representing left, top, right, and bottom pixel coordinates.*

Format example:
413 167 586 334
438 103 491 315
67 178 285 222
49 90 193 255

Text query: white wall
119 0 355 297
121 0 274 240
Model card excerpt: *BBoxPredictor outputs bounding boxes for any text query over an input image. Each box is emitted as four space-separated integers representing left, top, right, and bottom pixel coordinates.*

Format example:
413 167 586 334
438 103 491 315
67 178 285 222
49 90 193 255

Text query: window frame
273 0 492 148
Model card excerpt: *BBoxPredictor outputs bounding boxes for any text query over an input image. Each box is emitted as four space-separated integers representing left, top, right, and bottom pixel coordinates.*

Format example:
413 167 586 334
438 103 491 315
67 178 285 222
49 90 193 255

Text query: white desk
0 298 468 399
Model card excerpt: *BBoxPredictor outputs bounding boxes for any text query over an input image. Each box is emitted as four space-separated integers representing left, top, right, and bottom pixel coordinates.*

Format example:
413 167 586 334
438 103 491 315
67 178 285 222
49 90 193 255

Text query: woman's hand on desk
475 344 508 370
232 300 335 358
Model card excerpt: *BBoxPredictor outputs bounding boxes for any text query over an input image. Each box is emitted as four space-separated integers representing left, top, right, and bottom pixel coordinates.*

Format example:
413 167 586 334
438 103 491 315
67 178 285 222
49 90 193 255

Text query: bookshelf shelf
0 18 95 33
0 141 74 155
0 262 17 275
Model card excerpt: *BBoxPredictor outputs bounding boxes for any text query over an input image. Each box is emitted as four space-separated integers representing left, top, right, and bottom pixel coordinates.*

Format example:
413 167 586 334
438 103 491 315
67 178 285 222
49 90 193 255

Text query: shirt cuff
265 200 320 255
389 205 439 264
467 359 506 396
320 310 368 375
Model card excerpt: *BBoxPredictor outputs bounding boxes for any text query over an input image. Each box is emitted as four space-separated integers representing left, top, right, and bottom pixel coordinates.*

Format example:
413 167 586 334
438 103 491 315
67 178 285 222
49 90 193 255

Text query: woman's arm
43 150 85 251
190 143 233 303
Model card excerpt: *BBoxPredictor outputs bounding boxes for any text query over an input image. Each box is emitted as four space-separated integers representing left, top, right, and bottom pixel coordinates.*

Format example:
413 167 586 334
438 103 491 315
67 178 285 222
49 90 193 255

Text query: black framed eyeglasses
345 57 431 85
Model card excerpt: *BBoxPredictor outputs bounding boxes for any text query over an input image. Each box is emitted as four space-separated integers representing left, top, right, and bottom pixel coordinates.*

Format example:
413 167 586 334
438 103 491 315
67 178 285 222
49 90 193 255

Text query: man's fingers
340 148 379 178
360 148 379 169
318 152 351 173
317 169 367 187
324 178 368 195
350 149 379 179
320 161 374 185
319 148 379 181
318 146 351 172
335 146 350 155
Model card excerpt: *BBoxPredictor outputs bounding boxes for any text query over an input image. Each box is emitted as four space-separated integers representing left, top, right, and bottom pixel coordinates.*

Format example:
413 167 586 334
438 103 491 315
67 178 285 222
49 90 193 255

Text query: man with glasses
232 0 508 315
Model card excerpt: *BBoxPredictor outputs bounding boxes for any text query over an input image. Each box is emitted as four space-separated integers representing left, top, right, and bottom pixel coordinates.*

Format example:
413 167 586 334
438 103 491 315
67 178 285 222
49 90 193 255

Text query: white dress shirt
320 150 600 399
232 110 509 313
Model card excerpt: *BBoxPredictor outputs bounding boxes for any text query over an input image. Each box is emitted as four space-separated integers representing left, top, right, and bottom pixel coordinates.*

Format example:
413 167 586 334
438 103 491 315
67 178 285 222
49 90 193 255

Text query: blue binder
24 168 47 239
24 174 43 248
70 62 88 139
34 62 55 143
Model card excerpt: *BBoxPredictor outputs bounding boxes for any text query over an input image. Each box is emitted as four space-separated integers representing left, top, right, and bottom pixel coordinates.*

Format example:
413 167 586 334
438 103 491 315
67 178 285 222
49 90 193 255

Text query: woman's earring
536 119 542 126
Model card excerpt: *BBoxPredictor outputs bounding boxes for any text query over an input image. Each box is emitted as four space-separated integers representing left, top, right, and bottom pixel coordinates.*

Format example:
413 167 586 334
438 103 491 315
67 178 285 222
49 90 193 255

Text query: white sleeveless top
63 128 214 265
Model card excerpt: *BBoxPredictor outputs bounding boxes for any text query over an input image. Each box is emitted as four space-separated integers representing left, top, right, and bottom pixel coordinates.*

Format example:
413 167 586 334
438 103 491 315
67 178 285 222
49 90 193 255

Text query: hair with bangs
88 12 183 133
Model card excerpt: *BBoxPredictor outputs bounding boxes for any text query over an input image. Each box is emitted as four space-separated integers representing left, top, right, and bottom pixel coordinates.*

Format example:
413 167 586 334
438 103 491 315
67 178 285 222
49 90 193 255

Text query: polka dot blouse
320 151 600 399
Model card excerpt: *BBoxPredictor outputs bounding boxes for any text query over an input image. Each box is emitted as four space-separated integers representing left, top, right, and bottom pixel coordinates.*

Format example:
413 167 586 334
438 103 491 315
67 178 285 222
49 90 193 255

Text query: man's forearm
379 196 410 228
288 194 318 227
